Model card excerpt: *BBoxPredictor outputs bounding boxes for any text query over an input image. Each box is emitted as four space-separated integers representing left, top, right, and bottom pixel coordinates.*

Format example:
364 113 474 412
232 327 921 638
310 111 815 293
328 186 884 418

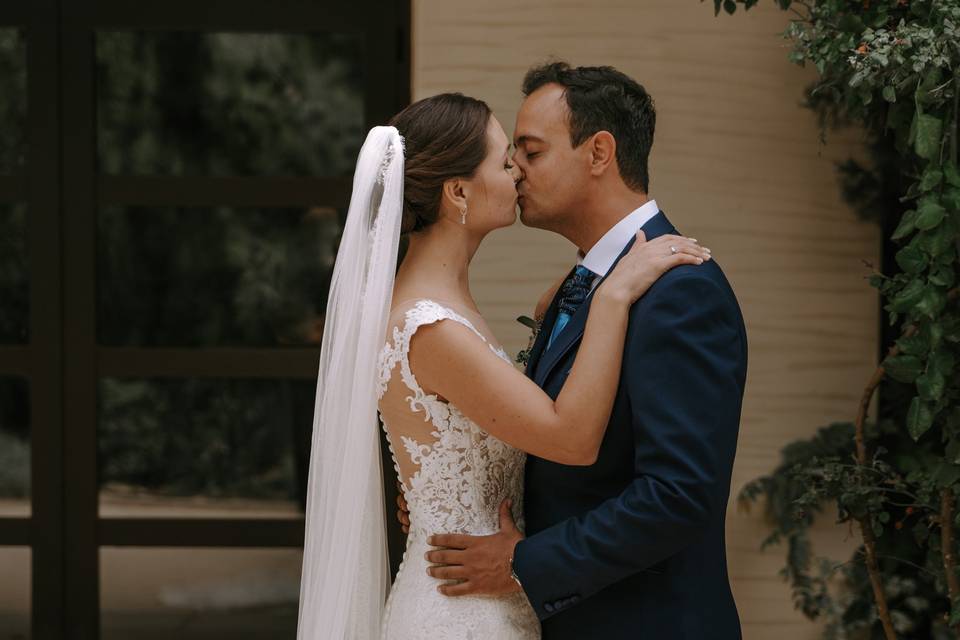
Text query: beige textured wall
412 1 879 637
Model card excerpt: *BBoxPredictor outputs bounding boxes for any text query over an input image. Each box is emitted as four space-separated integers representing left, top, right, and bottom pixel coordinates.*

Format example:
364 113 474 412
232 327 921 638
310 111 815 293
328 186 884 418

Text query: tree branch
941 488 960 634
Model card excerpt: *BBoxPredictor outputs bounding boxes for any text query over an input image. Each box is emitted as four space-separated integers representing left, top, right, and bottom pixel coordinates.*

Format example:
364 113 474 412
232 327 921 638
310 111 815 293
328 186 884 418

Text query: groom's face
512 84 589 231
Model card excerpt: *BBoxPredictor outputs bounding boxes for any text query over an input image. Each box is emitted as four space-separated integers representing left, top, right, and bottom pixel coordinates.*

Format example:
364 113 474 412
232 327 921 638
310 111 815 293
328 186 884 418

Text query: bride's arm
408 232 710 466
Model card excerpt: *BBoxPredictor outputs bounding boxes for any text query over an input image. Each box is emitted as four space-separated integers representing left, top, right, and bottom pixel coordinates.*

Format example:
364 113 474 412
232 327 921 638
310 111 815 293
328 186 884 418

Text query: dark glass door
0 2 409 638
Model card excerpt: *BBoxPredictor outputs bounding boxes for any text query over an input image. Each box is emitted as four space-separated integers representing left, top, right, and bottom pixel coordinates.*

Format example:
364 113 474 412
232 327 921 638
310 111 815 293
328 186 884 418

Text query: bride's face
464 116 522 232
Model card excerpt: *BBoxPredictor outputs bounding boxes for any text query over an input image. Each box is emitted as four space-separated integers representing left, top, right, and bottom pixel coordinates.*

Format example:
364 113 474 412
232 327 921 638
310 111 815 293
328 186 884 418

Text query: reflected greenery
98 378 315 505
0 377 29 500
96 205 342 347
0 204 28 344
96 31 364 176
0 28 26 173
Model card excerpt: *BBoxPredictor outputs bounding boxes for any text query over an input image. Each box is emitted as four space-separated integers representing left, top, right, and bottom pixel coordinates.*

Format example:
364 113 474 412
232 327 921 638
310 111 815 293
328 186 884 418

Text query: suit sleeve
511 273 745 621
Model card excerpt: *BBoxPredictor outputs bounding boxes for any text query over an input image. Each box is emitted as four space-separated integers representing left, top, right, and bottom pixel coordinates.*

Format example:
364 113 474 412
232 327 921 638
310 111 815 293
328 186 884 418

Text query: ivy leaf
950 602 960 627
915 287 946 319
930 264 956 287
891 209 918 240
914 113 943 160
920 168 943 191
889 278 926 312
931 349 956 380
917 370 945 401
918 222 957 256
944 187 960 212
884 354 924 383
907 396 935 440
944 316 960 343
897 330 931 356
917 68 944 105
945 161 960 187
723 0 737 14
947 439 960 465
895 244 927 273
933 461 960 488
915 199 946 230
882 85 897 103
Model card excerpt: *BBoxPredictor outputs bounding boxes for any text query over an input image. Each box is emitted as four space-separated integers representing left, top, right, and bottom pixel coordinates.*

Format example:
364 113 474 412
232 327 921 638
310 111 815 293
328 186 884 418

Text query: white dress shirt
577 199 660 292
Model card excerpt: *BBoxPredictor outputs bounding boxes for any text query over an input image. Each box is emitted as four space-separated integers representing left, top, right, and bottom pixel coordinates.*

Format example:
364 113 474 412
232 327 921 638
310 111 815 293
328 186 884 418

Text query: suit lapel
533 210 677 387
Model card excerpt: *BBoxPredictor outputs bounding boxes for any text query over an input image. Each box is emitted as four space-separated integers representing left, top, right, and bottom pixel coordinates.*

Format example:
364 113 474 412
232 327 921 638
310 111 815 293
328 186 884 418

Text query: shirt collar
577 199 660 277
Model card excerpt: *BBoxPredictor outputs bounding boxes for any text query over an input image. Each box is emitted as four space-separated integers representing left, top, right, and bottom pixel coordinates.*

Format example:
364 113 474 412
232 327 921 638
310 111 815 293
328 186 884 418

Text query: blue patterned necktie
546 265 597 350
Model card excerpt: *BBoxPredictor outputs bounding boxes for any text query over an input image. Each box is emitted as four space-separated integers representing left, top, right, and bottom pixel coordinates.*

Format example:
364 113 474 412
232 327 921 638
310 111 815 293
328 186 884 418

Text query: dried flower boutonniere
514 314 543 367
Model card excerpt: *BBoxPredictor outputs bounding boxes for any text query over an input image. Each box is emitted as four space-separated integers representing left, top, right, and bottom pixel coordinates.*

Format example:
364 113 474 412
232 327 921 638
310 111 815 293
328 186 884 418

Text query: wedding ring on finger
670 245 678 255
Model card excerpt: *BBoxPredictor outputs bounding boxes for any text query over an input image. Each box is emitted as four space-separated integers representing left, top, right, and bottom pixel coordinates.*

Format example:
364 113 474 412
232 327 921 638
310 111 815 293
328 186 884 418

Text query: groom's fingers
425 549 465 565
437 581 474 597
429 533 472 549
428 564 468 580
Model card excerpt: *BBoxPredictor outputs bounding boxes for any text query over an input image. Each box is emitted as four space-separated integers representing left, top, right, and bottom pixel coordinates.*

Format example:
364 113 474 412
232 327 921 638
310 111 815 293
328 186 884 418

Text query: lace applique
375 299 538 638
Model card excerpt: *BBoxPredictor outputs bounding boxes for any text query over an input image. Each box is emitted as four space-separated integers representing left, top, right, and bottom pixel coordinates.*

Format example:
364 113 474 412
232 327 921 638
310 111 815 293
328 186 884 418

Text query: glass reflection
97 205 342 347
0 377 29 517
101 547 299 640
0 204 28 344
0 29 26 174
96 31 364 176
98 377 314 517
0 547 30 640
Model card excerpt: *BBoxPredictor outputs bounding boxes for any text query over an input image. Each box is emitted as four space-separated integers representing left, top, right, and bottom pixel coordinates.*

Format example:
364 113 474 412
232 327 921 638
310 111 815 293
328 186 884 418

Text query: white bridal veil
297 126 405 639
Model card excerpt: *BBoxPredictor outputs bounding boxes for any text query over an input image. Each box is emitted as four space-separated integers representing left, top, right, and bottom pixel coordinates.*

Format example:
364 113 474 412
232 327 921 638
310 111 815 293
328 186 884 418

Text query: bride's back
376 297 526 539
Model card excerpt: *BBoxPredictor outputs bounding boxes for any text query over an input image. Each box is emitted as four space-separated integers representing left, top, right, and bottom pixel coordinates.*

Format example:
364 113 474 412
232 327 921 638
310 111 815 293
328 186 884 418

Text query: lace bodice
375 299 539 639
376 298 526 538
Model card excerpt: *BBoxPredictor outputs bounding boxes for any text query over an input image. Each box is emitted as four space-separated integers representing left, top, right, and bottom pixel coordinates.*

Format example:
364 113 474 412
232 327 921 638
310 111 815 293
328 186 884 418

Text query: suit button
544 603 555 613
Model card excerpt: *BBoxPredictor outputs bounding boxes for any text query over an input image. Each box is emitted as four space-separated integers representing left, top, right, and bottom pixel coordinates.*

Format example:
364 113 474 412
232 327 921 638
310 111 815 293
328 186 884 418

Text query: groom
420 62 748 639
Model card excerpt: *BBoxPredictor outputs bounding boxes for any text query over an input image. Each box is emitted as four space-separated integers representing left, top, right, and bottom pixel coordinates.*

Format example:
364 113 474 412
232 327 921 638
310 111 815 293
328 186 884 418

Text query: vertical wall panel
412 1 877 637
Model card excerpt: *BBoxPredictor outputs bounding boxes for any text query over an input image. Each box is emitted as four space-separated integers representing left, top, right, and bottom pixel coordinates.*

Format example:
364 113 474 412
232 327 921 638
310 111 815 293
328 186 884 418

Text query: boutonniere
515 314 542 367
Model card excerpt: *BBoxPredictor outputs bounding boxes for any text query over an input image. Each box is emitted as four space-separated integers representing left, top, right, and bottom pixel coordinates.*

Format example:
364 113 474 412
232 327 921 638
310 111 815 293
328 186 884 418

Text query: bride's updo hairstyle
388 93 492 234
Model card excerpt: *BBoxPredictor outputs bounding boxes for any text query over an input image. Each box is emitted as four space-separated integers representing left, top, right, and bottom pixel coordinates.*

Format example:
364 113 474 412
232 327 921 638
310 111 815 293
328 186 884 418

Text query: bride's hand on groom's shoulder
598 231 711 306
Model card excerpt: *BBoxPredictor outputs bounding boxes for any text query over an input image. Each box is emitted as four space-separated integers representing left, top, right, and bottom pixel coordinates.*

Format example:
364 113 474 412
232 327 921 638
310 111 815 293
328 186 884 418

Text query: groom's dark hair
522 61 655 193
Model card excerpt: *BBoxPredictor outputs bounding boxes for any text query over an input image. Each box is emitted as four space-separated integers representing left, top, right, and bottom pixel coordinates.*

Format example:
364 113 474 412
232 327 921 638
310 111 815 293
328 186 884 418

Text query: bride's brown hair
388 93 491 234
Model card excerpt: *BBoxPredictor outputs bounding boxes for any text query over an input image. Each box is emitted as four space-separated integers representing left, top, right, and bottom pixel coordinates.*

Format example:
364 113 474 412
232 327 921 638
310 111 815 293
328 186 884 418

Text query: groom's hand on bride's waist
425 499 525 597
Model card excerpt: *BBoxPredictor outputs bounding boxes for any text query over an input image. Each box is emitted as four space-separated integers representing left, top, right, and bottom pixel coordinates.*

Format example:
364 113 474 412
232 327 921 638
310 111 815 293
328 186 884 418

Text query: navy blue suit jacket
512 211 748 639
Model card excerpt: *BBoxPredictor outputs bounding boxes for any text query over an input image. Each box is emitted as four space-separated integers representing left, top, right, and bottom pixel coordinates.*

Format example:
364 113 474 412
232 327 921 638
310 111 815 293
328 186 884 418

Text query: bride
296 92 709 639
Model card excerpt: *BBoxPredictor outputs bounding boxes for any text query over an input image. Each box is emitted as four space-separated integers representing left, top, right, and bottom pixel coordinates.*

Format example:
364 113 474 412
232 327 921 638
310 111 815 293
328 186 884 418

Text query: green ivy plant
708 1 960 638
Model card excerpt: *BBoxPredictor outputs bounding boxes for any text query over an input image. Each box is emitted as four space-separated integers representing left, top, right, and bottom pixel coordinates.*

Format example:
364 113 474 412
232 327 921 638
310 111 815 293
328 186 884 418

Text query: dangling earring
460 206 467 225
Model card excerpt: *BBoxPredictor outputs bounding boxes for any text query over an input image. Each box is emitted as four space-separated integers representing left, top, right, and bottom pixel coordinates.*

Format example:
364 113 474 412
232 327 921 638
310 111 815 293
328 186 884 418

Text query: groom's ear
587 130 617 178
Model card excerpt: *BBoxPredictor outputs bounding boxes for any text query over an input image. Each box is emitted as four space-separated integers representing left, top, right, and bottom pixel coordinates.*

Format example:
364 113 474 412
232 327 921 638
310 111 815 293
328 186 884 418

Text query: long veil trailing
296 126 405 639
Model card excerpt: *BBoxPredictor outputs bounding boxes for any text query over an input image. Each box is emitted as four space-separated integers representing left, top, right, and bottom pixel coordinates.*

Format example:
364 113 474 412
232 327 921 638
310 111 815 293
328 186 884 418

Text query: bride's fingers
659 252 707 270
653 237 710 261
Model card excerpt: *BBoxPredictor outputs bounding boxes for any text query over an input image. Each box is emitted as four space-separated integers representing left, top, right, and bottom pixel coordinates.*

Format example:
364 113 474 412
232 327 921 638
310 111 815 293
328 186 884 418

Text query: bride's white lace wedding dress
376 299 540 639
